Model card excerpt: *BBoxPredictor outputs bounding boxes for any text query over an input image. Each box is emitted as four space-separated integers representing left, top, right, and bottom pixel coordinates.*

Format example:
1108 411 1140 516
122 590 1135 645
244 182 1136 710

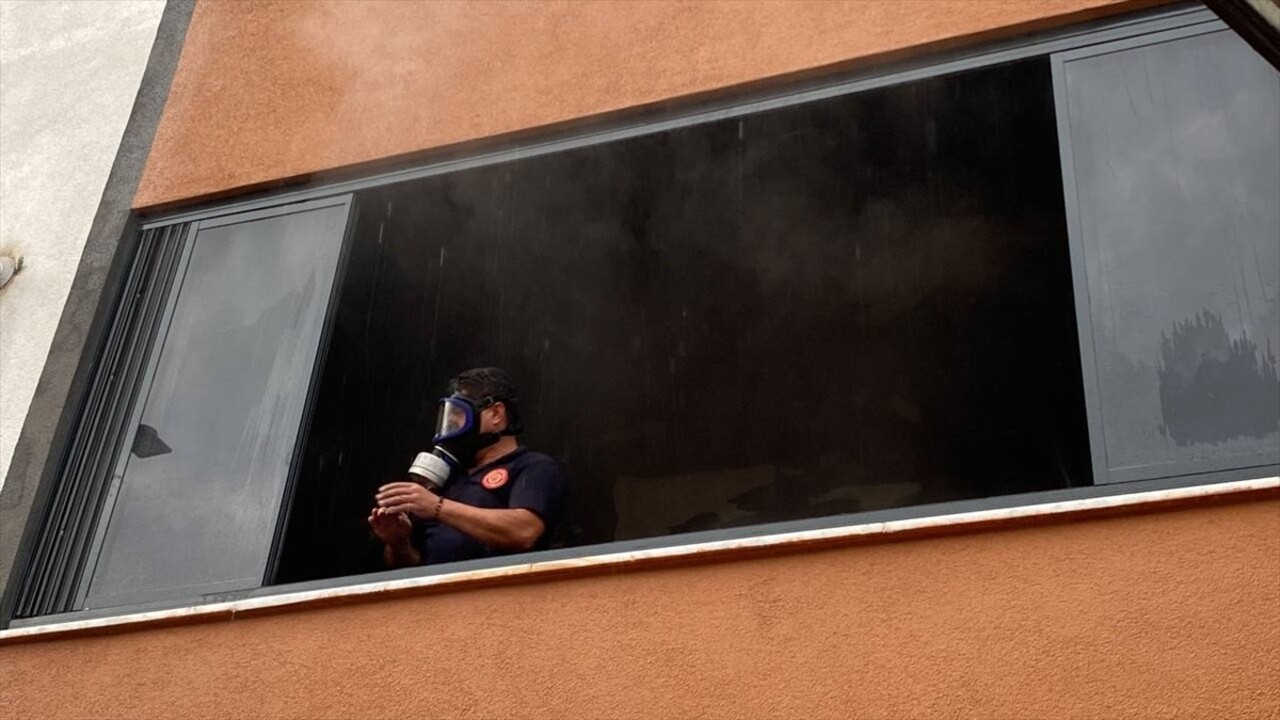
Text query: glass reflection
84 203 347 609
1062 29 1280 478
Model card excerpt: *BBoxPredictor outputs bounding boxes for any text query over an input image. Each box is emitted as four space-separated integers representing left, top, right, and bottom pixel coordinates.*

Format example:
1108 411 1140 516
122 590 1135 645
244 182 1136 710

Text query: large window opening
277 57 1090 584
13 8 1276 620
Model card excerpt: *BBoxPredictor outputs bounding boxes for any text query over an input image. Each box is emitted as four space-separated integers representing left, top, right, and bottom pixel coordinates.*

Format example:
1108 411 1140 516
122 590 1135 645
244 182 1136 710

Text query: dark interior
274 57 1090 585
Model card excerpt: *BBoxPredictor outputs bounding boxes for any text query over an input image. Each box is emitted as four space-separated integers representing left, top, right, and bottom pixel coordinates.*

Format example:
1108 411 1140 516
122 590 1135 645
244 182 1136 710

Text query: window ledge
3 475 1276 646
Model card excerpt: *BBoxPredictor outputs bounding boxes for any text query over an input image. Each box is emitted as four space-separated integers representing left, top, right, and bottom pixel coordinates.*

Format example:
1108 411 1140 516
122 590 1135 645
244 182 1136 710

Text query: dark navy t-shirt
414 447 567 565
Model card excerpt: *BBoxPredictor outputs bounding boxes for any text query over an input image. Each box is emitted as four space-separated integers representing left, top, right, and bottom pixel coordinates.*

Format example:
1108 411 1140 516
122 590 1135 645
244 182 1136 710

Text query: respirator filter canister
407 451 450 490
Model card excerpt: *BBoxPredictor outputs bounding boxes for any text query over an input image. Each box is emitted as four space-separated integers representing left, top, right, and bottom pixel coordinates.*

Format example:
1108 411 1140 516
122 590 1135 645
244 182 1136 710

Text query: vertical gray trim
12 228 189 617
1052 54 1111 487
264 194 360 586
0 0 196 628
71 224 196 611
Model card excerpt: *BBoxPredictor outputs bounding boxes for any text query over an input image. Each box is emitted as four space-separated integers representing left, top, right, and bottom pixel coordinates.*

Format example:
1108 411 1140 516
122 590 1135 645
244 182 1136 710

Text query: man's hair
449 367 523 434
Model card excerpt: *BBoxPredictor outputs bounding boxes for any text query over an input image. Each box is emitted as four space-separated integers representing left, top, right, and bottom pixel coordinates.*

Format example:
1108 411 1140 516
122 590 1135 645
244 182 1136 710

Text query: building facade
1 1 1278 717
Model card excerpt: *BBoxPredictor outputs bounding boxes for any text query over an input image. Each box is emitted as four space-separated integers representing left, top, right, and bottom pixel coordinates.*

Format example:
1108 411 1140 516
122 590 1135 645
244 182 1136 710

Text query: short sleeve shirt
414 447 568 565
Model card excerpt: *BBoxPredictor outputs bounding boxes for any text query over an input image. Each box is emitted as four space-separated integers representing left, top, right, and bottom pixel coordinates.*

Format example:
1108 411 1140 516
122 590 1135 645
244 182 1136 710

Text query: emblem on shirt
481 468 509 490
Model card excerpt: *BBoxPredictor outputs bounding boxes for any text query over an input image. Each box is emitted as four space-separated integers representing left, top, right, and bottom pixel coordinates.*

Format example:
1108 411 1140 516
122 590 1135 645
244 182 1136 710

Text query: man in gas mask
368 367 568 567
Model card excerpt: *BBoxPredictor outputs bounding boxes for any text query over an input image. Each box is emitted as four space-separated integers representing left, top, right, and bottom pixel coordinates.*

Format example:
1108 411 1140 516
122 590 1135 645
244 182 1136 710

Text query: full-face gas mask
407 394 514 489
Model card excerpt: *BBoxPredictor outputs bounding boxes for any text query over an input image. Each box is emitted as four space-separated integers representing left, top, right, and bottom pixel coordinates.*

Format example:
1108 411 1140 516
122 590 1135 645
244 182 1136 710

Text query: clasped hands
367 481 439 544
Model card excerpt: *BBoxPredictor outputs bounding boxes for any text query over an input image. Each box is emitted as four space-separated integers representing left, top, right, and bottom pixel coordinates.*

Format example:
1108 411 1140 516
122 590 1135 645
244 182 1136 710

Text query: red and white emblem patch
481 468 509 490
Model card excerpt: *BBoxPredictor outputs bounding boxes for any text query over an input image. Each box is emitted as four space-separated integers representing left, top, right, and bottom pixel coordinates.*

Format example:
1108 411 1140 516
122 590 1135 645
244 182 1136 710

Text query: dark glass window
81 201 350 609
278 58 1091 583
1058 28 1280 483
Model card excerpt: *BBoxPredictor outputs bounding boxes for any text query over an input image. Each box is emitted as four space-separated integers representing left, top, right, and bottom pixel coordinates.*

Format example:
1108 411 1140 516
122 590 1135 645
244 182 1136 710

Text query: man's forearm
383 541 421 568
437 500 543 551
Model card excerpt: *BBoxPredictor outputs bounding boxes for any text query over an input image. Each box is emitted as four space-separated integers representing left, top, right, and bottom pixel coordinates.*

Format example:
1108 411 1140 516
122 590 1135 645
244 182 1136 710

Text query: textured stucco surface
0 0 165 490
2 499 1278 719
134 0 1152 208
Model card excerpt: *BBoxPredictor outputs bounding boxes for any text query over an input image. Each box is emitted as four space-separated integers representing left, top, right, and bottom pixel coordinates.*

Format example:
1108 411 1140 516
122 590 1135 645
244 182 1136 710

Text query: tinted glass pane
1061 30 1280 480
279 58 1090 583
83 203 348 608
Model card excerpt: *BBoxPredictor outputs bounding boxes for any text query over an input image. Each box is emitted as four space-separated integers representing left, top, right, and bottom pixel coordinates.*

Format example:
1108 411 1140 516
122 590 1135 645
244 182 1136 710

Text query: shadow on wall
1158 309 1280 445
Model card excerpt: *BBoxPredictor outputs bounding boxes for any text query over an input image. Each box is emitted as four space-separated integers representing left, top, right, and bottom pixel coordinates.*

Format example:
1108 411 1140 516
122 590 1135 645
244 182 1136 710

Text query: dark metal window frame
11 223 194 619
10 2 1277 628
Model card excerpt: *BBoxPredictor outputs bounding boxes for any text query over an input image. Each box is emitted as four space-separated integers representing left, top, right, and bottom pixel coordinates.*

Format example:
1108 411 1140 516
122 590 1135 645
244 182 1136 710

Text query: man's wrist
384 538 420 568
387 538 415 557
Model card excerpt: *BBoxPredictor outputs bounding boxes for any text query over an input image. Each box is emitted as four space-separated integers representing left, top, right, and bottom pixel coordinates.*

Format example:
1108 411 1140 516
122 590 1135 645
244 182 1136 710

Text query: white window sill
2 475 1276 645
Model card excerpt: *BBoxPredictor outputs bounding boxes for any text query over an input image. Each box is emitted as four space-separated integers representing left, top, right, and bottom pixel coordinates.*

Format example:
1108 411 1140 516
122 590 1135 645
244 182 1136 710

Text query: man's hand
367 506 412 545
377 481 546 553
368 507 420 568
376 482 437 518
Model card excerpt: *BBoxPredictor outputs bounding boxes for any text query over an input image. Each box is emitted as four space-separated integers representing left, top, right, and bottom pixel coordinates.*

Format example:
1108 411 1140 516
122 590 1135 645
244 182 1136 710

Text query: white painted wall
0 0 165 490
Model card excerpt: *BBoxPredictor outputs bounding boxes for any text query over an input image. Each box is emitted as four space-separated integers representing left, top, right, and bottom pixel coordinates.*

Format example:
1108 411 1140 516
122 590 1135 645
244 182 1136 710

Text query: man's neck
471 435 519 471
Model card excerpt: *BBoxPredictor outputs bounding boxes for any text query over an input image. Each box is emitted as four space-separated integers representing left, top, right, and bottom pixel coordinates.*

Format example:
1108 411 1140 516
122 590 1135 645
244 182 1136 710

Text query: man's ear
493 401 509 430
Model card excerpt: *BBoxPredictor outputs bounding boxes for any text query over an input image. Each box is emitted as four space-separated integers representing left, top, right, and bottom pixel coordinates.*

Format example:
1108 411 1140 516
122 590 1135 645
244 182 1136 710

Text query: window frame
7 2 1278 628
1051 22 1280 485
73 195 357 611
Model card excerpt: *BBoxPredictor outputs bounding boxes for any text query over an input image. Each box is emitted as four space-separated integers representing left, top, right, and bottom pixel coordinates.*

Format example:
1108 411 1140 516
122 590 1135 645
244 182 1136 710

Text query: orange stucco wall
2 498 1278 719
134 0 1158 208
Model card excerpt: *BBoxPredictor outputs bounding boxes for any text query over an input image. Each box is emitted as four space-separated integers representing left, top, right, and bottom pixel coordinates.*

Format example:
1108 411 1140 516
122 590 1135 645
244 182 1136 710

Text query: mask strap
479 396 522 436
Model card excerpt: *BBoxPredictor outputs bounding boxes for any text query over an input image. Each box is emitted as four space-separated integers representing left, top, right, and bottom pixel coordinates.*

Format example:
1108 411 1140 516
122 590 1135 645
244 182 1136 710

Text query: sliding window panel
80 197 352 610
1054 24 1280 484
